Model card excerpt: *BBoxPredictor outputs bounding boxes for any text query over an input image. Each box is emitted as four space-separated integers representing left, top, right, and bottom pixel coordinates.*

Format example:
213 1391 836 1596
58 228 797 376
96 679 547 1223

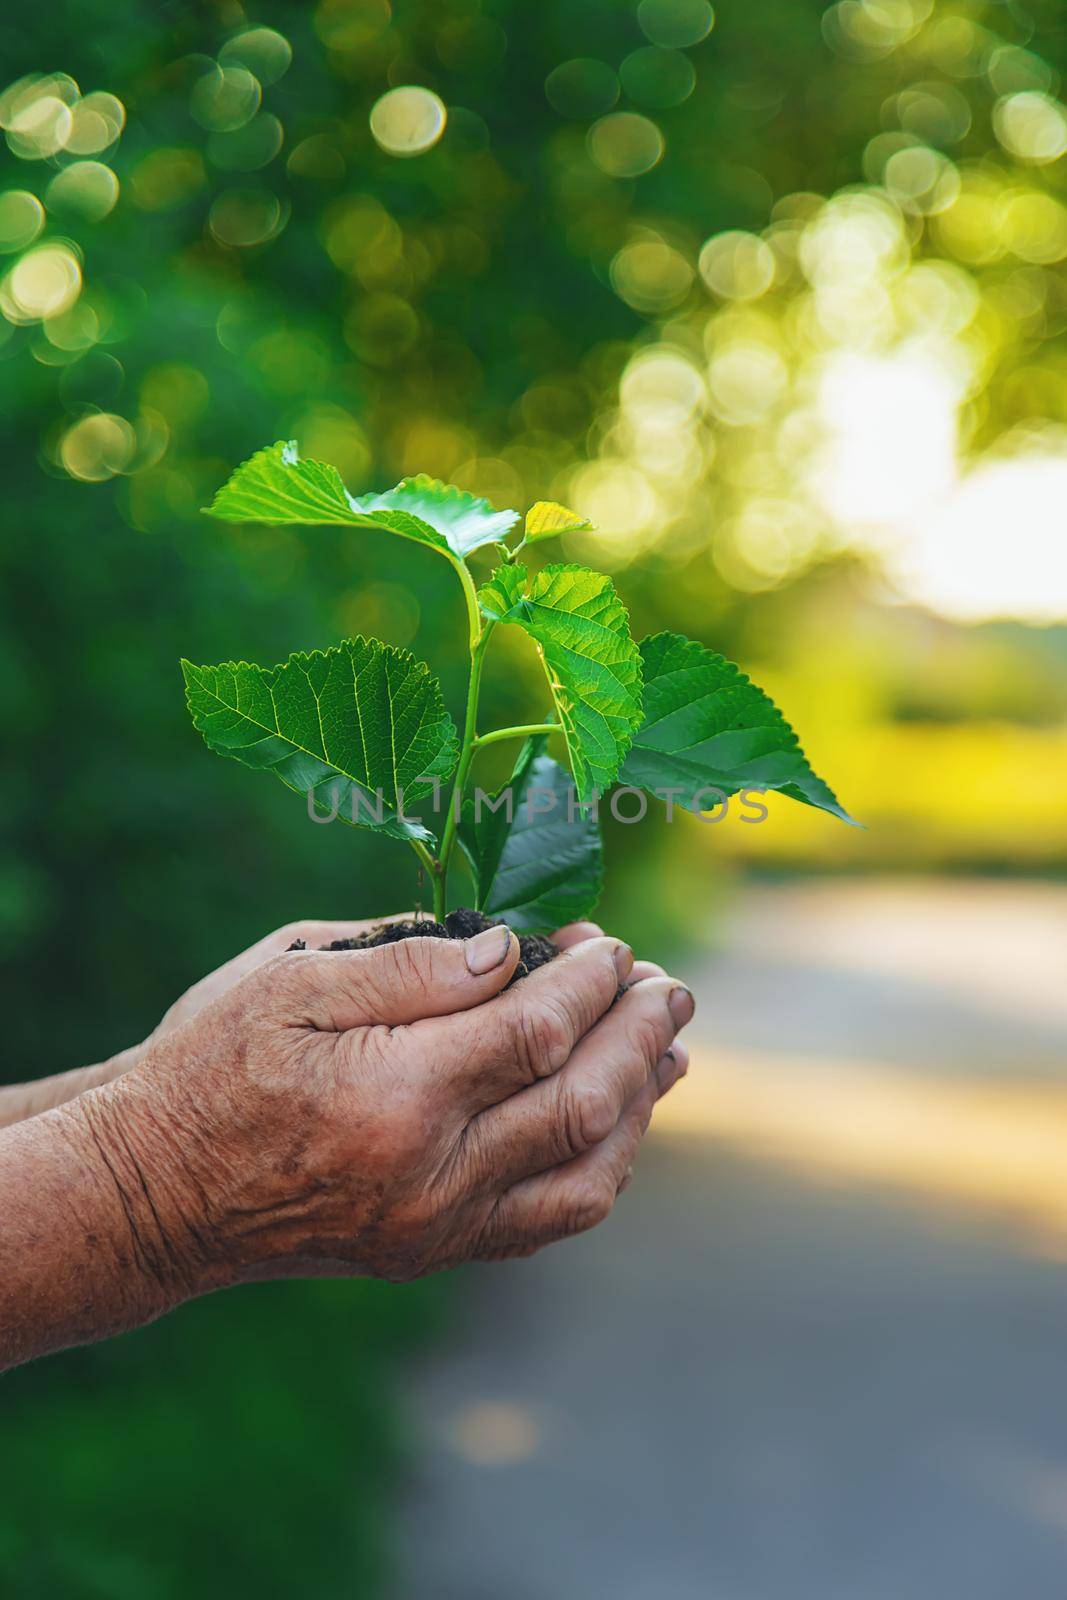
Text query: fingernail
613 942 634 981
466 925 513 975
668 986 695 1028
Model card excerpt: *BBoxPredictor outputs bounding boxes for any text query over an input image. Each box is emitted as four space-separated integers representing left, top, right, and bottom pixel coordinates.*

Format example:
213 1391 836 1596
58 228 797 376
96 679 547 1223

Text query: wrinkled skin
143 914 672 1046
82 920 693 1292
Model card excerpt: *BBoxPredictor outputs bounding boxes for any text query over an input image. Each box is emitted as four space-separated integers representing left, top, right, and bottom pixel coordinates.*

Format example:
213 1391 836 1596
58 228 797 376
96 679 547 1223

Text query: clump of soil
288 906 559 987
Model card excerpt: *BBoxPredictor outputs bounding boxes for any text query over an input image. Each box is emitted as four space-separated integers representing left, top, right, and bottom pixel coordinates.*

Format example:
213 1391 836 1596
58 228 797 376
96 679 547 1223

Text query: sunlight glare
814 348 961 527
900 454 1067 624
815 348 1067 622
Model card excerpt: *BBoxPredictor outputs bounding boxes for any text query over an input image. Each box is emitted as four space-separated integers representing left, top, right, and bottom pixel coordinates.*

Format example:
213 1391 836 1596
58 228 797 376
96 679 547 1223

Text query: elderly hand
78 924 692 1293
128 913 674 1063
1 916 692 1369
147 915 675 1044
0 918 396 1129
0 914 674 1135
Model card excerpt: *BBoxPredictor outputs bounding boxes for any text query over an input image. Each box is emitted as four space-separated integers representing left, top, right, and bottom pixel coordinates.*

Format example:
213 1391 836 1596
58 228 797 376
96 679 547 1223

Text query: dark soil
288 906 559 987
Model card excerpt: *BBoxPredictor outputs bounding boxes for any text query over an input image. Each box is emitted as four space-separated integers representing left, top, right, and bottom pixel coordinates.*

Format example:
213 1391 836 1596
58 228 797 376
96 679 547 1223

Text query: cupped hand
81 923 693 1298
553 919 670 985
143 916 393 1044
129 915 669 1062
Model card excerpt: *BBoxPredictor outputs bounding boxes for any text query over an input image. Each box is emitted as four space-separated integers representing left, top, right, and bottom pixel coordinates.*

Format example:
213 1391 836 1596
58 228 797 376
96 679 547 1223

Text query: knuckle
457 1113 494 1190
562 1174 614 1236
515 997 573 1080
557 944 617 1028
560 1076 616 1156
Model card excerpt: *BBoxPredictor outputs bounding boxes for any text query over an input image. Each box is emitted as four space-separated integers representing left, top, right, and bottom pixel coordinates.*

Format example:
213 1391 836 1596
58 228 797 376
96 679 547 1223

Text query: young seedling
183 442 851 963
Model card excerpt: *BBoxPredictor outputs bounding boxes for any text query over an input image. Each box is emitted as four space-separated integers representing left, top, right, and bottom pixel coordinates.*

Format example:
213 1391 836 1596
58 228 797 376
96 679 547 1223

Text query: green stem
406 837 442 921
434 622 494 920
408 837 437 877
474 722 556 749
449 557 483 652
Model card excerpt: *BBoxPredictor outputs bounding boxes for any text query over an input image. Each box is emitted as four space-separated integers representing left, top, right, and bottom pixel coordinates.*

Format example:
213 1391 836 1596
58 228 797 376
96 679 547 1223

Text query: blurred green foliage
0 1275 448 1598
2 0 1067 1591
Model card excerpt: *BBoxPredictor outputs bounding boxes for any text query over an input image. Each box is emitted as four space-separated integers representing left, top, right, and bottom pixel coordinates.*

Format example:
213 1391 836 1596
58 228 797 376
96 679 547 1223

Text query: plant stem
434 623 494 919
408 837 437 878
406 836 441 922
450 558 483 652
474 722 556 748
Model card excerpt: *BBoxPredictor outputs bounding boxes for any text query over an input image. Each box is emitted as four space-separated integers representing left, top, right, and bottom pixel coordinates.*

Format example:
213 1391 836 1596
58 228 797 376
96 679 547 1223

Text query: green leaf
477 563 643 802
523 500 593 542
203 442 515 563
205 440 370 528
477 561 529 619
182 636 459 843
621 631 854 824
458 736 603 933
351 474 520 557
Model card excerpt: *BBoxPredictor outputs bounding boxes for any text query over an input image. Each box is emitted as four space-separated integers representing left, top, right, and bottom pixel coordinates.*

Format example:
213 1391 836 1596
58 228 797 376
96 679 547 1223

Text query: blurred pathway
393 880 1067 1600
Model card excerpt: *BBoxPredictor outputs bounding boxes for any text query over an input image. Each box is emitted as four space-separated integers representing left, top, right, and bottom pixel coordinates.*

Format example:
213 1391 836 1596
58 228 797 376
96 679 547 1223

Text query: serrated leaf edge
181 637 460 832
635 630 856 825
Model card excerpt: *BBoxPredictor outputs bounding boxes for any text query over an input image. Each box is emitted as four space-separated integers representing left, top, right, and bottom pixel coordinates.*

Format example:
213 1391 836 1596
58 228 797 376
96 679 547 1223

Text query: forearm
0 1046 144 1130
0 1080 203 1372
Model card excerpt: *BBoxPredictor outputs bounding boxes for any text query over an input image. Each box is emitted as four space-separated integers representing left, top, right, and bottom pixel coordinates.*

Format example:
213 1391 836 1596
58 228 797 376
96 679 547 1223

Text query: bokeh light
883 145 960 215
0 241 81 322
993 92 1067 165
1 75 79 159
699 231 775 299
611 235 693 311
620 46 697 109
218 27 293 85
369 87 447 156
0 188 44 252
636 0 715 49
208 187 286 248
587 112 664 177
1001 191 1067 265
45 160 119 222
59 411 136 480
63 91 125 154
190 66 262 133
823 0 933 62
894 81 971 146
987 44 1054 96
43 300 102 352
208 114 284 172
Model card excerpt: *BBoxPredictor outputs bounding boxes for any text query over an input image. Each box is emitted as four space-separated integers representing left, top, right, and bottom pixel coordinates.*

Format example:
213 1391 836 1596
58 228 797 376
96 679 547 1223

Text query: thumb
289 923 521 1030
